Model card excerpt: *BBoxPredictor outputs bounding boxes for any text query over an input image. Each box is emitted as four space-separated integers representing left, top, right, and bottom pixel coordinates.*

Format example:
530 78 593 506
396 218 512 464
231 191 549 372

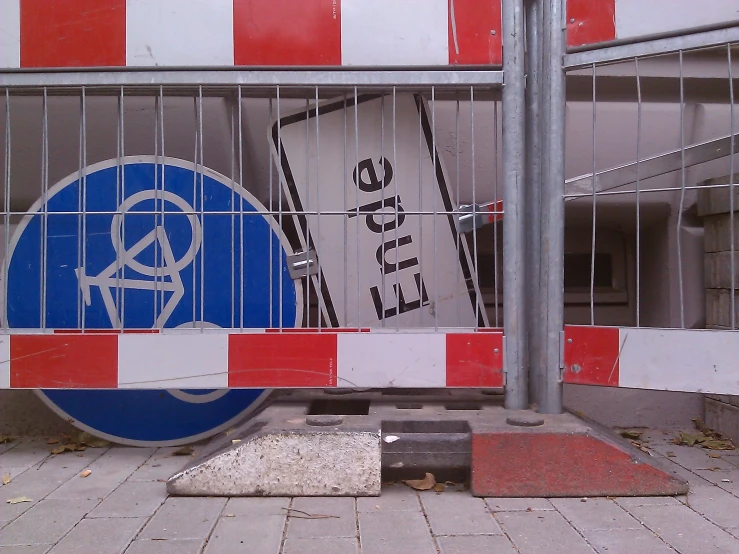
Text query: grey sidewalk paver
48 517 146 554
357 485 421 512
584 528 677 553
89 481 168 518
0 546 52 554
224 496 290 516
613 496 683 508
287 498 357 539
0 499 98 547
496 510 596 554
649 443 736 470
127 448 187 482
203 515 286 554
681 484 739 529
283 537 359 554
123 539 204 554
486 497 554 511
138 497 226 541
628 503 739 554
359 509 437 554
550 498 641 531
437 535 517 554
0 440 55 473
420 491 502 535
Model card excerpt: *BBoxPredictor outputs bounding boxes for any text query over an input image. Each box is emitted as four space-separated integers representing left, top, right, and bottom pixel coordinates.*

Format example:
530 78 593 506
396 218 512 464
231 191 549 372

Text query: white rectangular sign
271 94 487 329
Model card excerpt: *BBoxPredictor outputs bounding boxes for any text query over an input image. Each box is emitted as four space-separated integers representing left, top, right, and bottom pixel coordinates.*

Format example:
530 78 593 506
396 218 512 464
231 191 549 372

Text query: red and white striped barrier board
564 326 739 395
0 330 503 390
567 0 739 48
0 0 501 69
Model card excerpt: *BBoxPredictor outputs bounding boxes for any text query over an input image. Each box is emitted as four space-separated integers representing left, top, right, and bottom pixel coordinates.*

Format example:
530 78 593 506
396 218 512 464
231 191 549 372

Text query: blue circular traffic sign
3 157 302 445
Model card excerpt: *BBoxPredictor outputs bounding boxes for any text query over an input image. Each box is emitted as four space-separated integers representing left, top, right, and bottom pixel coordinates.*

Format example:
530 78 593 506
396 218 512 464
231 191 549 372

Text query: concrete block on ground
706 288 739 328
705 397 739 445
48 516 146 554
697 175 739 217
167 407 381 497
470 412 687 497
704 213 739 253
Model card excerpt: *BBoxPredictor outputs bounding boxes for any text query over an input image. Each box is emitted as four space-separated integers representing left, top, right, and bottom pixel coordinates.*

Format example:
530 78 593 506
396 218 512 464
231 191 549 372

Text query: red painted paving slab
471 431 687 497
228 332 338 387
10 334 118 388
564 325 620 386
566 0 616 48
446 333 503 387
20 0 126 68
233 0 341 66
448 0 502 65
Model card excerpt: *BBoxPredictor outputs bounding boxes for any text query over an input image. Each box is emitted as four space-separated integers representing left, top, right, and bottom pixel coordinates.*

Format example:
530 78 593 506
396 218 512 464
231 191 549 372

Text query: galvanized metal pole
525 0 543 407
538 0 565 414
502 0 528 410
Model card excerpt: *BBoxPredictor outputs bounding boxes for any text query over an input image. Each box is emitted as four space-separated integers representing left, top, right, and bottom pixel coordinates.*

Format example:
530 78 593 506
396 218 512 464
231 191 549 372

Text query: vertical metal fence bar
538 0 565 414
3 89 10 331
41 89 48 330
392 88 400 330
728 45 735 330
493 100 500 328
590 64 597 326
635 58 642 328
502 0 528 409
677 50 686 329
119 88 126 329
525 0 543 404
239 86 246 331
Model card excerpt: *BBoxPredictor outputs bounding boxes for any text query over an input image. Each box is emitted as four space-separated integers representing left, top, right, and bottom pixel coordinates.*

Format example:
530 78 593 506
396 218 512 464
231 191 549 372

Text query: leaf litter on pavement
48 431 111 455
672 418 735 451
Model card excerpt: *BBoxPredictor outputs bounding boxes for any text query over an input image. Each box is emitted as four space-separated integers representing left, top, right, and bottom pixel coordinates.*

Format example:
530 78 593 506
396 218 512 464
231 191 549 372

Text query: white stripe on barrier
0 0 20 69
0 335 9 389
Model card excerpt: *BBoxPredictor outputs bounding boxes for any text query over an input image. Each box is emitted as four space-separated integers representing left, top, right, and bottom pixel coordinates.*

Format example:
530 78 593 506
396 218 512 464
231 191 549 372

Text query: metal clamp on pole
287 250 319 279
456 201 504 233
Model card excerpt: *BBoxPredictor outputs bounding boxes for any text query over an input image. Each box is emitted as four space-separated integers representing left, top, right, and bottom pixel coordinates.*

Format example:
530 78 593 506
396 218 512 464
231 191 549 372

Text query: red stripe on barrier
228 333 338 387
563 325 619 386
566 0 616 48
233 0 341 66
10 334 118 388
446 332 504 387
448 0 502 65
20 0 126 68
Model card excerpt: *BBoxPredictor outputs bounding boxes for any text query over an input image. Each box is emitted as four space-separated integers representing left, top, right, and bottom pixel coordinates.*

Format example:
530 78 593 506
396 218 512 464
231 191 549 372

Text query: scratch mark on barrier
608 332 628 384
450 0 460 56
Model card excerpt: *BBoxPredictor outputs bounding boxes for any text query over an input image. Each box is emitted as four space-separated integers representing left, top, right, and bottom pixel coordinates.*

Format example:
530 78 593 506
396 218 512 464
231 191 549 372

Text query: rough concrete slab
168 406 381 496
550 498 641 531
485 498 554 511
0 546 52 554
283 537 359 554
287 497 357 539
496 511 596 554
628 503 739 553
705 397 739 445
648 442 736 471
48 516 145 554
0 499 98 546
437 535 517 554
359 510 437 554
123 540 204 554
224 497 290 516
88 481 167 518
682 484 739 529
138 497 226 541
0 440 53 472
203 515 285 554
584 528 675 554
419 491 502 535
357 485 421 512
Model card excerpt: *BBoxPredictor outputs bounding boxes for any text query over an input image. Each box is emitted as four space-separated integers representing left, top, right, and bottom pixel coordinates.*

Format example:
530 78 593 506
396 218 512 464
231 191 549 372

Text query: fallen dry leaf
667 452 677 457
71 431 111 449
709 453 722 459
46 437 60 445
7 496 32 504
79 469 92 478
620 430 643 440
173 446 194 456
50 444 86 455
0 435 15 444
404 473 436 491
2 474 10 485
432 483 446 493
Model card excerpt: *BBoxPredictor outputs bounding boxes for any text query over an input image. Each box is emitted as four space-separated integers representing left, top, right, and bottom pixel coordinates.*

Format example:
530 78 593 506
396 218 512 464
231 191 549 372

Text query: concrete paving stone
496 510 596 554
485 497 554 512
613 496 683 508
584 528 676 554
287 497 357 539
48 516 146 554
0 440 54 472
0 448 108 525
48 447 155 500
359 509 437 554
662 459 715 487
550 498 641 531
139 497 226 540
0 546 52 554
650 443 736 470
420 491 502 536
0 499 98 546
203 515 285 554
628 504 739 554
437 534 517 554
691 468 739 495
283 537 359 554
89 481 168 518
224 497 291 516
683 484 739 529
123 539 204 554
357 485 421 512
0 439 21 456
127 449 187 482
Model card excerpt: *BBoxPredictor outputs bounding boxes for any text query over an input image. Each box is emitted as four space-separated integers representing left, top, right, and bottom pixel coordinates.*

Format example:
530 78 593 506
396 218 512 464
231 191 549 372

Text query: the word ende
348 157 429 320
